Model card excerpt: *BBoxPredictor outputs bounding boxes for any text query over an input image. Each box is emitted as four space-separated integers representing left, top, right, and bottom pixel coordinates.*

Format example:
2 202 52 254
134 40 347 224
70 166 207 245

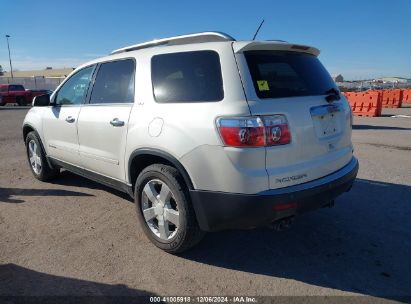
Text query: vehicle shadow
51 170 132 201
182 179 411 301
353 124 411 131
0 187 94 203
0 263 156 302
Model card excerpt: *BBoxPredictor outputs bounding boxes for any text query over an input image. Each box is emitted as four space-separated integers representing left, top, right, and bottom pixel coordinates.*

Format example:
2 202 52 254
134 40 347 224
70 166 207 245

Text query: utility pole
5 35 14 79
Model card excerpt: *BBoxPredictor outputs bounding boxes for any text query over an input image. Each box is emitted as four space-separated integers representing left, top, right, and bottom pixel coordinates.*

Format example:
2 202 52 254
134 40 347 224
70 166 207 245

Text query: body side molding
48 157 133 197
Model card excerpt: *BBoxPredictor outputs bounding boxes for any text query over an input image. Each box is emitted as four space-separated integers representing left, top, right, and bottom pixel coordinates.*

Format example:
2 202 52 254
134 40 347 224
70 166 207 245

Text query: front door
42 65 95 165
77 59 135 181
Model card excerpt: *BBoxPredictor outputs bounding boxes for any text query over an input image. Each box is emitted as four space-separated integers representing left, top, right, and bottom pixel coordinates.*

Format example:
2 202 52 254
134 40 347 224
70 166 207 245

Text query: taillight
217 115 291 147
262 115 291 146
218 117 265 147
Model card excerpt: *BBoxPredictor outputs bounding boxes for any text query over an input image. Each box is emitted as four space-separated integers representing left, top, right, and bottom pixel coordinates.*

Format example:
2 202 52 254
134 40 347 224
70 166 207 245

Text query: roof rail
111 31 235 55
265 39 288 43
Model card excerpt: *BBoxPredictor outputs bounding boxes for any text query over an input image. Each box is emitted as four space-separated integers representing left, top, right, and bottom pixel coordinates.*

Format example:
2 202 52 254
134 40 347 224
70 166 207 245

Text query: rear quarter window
151 50 224 103
245 51 337 99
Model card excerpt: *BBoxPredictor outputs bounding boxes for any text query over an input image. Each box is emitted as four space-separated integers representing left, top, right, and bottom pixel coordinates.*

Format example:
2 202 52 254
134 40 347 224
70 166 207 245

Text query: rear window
9 85 25 91
151 50 224 103
245 51 337 99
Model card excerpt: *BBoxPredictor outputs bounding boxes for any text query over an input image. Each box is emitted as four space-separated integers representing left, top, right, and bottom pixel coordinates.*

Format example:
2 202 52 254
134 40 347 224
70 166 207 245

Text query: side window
89 59 135 104
151 50 224 103
9 85 25 91
0 86 7 92
55 66 94 105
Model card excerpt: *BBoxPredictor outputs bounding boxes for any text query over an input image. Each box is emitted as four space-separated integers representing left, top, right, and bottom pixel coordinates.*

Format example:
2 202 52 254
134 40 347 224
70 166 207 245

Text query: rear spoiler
233 41 320 56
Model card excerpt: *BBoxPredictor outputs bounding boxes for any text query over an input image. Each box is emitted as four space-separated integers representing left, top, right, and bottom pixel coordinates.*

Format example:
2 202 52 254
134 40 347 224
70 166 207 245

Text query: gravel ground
0 106 410 302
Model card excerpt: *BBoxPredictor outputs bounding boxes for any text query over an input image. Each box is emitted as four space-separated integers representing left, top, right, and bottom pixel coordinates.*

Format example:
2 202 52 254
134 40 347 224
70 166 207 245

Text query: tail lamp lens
263 115 291 146
218 117 265 147
217 115 291 147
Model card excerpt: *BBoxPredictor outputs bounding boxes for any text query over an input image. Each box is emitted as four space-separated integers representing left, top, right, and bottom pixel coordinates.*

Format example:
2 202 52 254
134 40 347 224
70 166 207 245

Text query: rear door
77 58 135 181
236 49 352 189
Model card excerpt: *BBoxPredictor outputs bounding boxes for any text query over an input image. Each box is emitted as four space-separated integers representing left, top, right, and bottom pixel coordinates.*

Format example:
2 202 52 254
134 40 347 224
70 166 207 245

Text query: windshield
245 51 337 99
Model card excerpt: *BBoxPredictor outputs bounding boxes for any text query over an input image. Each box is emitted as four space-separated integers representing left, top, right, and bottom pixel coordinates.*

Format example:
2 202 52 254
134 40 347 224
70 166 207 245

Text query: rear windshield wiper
325 88 341 103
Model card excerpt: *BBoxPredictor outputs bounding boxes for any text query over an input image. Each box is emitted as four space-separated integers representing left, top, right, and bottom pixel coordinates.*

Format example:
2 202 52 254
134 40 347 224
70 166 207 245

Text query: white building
376 77 409 84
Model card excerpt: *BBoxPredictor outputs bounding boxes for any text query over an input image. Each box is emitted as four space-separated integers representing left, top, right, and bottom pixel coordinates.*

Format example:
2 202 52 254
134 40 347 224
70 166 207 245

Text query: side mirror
32 94 50 107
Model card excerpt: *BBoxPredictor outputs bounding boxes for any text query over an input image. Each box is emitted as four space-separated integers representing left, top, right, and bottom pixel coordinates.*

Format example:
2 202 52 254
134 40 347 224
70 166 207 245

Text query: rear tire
134 164 205 253
17 97 27 106
25 131 59 181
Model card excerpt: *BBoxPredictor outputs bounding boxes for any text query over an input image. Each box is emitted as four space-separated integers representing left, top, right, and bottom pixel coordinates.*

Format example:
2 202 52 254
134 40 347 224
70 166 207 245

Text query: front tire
134 164 205 253
25 131 59 181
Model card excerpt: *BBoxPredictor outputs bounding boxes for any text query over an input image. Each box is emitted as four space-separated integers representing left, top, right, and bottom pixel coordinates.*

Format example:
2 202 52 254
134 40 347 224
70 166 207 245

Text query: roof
32 32 321 74
1 68 75 78
111 31 235 55
110 31 320 57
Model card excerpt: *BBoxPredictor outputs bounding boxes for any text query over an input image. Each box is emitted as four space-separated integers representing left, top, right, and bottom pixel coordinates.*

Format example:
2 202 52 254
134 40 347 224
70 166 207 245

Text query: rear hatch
234 42 353 189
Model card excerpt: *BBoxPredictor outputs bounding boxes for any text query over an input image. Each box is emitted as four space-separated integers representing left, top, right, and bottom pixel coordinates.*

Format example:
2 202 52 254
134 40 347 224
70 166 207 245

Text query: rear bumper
190 157 359 232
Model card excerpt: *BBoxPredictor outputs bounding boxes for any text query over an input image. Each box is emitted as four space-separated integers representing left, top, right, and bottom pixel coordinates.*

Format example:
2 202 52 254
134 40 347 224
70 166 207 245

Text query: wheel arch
22 123 36 141
128 148 194 192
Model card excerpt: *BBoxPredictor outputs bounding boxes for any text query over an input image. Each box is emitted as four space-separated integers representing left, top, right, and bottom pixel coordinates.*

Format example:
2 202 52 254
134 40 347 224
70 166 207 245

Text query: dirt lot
0 106 410 302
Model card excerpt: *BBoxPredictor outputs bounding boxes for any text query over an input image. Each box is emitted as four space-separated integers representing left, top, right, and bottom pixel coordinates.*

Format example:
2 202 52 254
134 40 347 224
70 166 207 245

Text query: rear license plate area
310 104 342 139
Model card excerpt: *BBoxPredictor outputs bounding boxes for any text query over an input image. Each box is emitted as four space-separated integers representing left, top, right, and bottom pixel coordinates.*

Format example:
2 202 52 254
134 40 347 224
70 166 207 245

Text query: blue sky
0 0 410 80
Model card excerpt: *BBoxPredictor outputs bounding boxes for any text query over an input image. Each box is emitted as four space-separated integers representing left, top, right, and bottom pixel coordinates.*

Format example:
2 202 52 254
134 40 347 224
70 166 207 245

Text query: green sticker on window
257 80 270 91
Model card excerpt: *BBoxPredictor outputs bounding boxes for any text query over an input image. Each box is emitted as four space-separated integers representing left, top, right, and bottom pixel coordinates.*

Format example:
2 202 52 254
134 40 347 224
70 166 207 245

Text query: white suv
23 32 358 253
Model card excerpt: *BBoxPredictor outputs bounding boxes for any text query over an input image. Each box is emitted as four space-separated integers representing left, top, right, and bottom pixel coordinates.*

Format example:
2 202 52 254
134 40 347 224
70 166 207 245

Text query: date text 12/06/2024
149 296 257 303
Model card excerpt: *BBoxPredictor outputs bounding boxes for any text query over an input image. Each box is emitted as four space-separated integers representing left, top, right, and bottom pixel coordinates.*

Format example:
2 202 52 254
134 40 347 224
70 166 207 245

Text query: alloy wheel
28 140 42 174
141 179 180 240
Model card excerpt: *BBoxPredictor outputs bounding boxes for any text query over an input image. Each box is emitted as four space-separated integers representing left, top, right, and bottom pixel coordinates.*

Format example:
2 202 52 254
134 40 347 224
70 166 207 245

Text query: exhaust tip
322 200 335 208
269 216 294 231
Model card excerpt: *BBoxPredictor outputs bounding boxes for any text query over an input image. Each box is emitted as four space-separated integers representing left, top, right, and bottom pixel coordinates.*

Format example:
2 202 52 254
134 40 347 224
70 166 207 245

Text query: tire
17 97 27 106
134 164 205 253
25 131 59 181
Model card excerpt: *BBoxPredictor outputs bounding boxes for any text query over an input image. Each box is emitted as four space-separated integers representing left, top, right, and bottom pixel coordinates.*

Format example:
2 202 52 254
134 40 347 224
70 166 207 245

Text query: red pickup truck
0 84 49 106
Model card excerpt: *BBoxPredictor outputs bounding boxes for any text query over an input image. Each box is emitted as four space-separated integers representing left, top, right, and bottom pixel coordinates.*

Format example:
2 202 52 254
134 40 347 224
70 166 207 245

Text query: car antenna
252 19 265 40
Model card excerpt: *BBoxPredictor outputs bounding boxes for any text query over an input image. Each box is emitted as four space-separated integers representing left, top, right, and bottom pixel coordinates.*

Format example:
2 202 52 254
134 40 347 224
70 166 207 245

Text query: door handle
65 116 75 123
110 118 125 127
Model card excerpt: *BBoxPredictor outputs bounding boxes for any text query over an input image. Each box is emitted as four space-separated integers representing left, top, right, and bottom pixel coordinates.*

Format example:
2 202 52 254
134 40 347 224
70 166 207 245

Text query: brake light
262 115 291 146
217 115 291 147
273 202 298 211
218 117 265 147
